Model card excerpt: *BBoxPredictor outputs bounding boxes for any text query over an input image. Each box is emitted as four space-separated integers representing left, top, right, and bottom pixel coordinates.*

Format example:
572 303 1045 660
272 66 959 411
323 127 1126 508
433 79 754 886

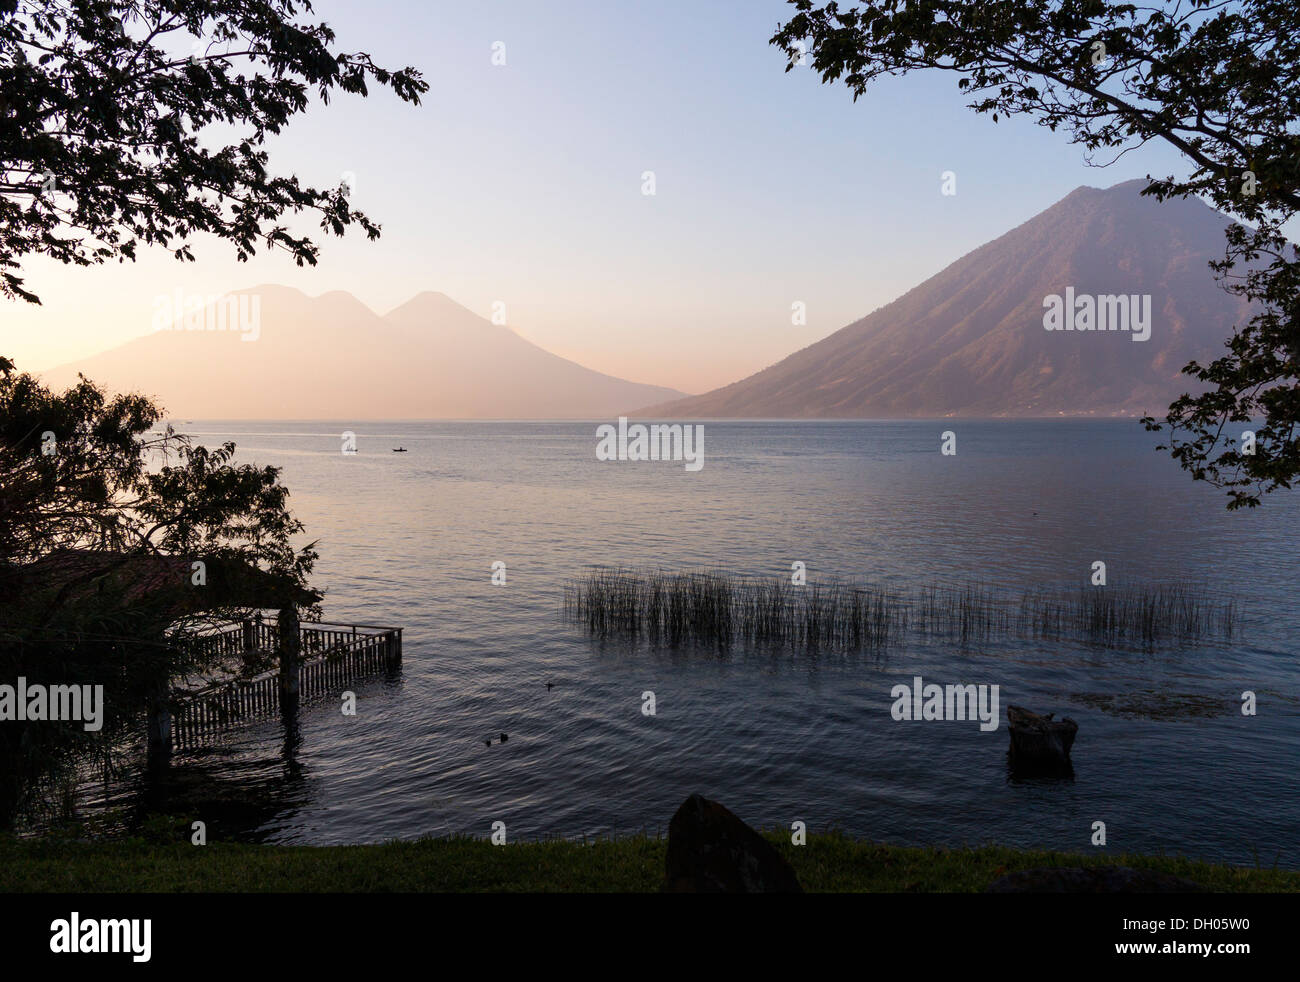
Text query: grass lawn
2 832 1296 892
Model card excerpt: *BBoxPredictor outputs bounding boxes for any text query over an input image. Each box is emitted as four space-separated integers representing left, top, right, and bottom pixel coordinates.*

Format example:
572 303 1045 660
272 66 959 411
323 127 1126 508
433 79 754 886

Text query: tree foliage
0 357 319 825
773 0 1299 507
0 0 426 303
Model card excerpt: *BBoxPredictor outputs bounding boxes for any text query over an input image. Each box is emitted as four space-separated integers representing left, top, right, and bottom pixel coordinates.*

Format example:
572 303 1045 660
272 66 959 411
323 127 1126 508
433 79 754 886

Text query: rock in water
1006 704 1078 772
664 793 803 893
987 867 1203 893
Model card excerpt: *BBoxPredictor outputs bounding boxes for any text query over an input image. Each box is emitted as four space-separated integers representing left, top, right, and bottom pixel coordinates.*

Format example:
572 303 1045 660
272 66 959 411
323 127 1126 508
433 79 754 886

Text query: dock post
278 605 301 714
146 667 172 769
385 628 403 670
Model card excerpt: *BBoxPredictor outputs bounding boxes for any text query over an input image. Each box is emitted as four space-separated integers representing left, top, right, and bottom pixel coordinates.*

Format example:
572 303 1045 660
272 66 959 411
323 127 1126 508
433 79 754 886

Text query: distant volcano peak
39 288 686 419
636 181 1250 419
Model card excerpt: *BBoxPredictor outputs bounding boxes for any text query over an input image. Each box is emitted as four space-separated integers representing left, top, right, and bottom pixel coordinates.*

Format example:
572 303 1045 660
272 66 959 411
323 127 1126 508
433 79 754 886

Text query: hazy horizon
29 179 1260 421
1 0 1218 393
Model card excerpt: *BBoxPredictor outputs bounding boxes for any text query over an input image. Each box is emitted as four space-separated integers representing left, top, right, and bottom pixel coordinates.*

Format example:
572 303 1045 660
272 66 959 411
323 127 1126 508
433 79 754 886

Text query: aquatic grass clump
563 569 1238 653
563 569 908 652
1018 583 1237 645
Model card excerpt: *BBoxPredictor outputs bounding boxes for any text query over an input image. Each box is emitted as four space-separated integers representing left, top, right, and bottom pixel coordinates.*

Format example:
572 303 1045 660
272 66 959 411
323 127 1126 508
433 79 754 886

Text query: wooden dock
169 619 402 751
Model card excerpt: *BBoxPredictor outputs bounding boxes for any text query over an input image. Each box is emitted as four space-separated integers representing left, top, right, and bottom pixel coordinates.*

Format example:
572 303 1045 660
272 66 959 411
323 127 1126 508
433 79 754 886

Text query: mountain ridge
635 180 1252 419
37 286 687 419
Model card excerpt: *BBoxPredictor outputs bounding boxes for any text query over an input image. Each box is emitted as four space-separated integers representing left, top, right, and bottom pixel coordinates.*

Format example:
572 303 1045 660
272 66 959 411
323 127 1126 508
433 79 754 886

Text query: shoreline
3 833 1296 893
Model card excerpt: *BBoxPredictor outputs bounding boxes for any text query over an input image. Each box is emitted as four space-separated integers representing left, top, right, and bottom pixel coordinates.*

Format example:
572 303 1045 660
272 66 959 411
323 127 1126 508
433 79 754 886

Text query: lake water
81 420 1300 867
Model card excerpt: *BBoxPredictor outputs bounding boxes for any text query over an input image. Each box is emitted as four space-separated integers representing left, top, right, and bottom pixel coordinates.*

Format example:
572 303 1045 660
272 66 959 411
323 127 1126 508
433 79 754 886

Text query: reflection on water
88 735 311 844
74 421 1300 868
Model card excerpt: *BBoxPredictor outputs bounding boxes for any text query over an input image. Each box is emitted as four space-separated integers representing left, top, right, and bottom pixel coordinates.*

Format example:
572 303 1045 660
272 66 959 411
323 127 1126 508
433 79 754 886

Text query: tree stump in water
1007 704 1078 773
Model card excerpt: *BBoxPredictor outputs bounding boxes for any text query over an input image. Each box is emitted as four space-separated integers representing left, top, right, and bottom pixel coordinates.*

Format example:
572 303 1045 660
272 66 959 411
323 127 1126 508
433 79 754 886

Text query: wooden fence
170 620 401 750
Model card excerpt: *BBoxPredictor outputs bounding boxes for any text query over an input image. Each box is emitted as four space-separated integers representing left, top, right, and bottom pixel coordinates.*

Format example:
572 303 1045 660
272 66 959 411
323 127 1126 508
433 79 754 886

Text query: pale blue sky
6 0 1192 392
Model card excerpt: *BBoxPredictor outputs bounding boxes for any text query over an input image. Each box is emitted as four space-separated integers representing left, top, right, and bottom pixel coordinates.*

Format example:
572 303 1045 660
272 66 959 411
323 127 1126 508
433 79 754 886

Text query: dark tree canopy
0 356 319 825
0 0 426 303
773 0 1299 508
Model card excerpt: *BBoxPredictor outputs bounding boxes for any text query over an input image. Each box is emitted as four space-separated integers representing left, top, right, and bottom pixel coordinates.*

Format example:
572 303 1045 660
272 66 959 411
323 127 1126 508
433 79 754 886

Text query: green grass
1 832 1295 892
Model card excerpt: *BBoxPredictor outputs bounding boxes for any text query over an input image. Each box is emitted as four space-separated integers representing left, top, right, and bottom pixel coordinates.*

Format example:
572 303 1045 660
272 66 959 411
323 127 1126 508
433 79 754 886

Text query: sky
3 0 1194 394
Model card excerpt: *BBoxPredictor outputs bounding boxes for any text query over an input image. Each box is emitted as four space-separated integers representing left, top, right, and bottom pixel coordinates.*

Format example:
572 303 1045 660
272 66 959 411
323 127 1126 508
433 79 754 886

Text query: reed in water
563 569 1237 652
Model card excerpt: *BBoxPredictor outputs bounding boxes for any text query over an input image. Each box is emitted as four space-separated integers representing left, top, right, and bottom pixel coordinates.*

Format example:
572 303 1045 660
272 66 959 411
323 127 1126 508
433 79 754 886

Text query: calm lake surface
82 421 1300 866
